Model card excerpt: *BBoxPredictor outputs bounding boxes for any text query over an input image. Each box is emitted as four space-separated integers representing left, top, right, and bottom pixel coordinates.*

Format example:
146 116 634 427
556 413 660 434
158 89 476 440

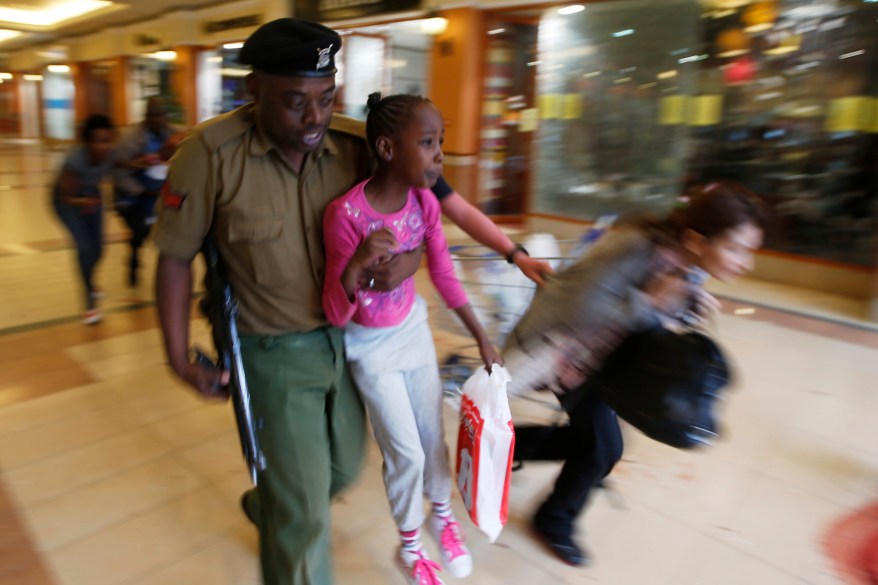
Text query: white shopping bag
455 366 515 543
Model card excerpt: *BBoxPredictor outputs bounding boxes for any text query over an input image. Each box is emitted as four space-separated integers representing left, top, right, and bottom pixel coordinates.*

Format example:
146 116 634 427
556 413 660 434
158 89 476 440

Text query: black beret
239 18 341 77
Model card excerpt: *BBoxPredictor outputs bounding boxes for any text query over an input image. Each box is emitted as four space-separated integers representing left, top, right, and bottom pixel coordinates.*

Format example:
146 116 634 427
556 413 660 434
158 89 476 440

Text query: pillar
429 8 485 204
171 45 200 127
71 62 89 126
110 56 130 125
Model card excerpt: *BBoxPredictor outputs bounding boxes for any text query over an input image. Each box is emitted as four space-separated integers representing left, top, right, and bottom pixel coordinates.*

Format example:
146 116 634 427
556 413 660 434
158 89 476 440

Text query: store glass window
525 0 878 267
43 67 75 140
690 0 878 266
530 0 701 219
130 55 180 124
219 44 250 114
336 20 433 120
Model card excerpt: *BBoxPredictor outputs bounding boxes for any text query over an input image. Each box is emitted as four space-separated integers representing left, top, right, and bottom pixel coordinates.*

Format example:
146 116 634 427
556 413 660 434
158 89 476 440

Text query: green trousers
239 326 366 585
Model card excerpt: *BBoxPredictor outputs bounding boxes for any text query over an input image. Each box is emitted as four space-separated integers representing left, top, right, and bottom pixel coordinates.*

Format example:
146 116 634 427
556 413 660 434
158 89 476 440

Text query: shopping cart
434 215 617 406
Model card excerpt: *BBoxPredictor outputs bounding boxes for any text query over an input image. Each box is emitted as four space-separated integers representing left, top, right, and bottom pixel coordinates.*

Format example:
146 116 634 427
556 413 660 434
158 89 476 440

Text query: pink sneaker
396 547 444 585
429 515 473 578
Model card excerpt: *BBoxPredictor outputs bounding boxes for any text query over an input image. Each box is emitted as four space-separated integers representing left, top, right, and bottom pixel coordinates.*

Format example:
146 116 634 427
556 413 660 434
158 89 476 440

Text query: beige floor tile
4 427 174 507
94 375 204 429
675 537 839 585
63 329 166 363
704 473 849 582
44 486 238 585
24 456 205 551
0 378 129 437
125 531 261 585
0 408 129 469
145 400 237 449
176 430 252 484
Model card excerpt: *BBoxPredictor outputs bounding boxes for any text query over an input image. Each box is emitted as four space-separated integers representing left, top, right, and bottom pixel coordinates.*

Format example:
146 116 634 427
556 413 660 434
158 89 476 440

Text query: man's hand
177 358 231 401
365 243 424 291
351 228 398 271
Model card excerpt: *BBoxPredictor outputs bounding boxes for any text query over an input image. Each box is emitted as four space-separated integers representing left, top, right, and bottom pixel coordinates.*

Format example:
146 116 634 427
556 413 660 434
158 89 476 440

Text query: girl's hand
478 339 504 373
351 228 399 271
514 254 553 286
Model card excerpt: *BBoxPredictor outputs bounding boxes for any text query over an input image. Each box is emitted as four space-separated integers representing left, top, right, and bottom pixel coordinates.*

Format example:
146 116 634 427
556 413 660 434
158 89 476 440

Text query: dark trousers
117 193 156 286
54 201 103 310
518 388 624 539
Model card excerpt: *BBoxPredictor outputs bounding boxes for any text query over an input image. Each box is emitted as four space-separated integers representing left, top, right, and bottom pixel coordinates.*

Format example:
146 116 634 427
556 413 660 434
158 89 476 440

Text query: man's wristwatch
505 243 529 264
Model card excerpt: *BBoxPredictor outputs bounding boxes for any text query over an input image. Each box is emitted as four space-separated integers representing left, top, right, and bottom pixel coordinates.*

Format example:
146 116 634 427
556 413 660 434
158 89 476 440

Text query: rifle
195 235 267 485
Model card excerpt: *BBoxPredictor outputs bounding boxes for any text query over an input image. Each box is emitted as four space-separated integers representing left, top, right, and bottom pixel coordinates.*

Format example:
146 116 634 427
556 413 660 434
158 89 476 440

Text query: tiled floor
1 139 877 584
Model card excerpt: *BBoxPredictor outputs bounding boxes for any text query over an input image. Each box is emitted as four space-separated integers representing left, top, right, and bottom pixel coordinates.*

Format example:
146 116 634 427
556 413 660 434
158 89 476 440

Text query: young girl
323 93 502 584
51 114 116 324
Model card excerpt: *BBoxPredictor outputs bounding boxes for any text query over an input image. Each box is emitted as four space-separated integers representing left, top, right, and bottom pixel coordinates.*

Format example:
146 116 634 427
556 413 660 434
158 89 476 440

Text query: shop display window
496 0 877 267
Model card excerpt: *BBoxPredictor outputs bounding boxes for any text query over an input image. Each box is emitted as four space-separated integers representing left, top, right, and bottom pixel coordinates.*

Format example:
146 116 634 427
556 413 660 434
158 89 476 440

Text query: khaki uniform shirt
153 104 371 335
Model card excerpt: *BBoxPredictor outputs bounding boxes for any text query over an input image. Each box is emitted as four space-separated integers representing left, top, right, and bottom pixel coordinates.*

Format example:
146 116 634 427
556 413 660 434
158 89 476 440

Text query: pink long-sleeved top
322 179 469 328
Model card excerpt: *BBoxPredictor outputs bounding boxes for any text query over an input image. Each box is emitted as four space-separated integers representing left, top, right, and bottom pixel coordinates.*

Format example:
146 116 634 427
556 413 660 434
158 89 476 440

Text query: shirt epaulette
329 114 366 140
196 105 253 151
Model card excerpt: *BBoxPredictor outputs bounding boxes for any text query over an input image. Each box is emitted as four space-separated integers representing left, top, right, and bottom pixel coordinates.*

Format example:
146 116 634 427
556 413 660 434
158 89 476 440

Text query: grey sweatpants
344 296 452 531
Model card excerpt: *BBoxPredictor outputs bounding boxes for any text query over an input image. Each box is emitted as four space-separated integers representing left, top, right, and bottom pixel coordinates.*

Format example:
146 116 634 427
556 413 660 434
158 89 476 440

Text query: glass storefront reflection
531 0 701 219
514 0 877 267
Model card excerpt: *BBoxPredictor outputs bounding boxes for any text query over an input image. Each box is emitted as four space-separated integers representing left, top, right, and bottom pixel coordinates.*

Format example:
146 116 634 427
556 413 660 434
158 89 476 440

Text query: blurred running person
52 114 116 324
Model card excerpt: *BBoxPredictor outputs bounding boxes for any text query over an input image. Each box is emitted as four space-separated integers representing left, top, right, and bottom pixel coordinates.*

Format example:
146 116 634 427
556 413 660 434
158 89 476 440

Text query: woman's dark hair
81 114 114 143
365 92 432 155
636 180 766 241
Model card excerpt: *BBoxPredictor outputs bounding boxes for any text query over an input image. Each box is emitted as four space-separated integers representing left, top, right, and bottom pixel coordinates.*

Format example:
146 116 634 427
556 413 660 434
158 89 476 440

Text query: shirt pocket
227 215 294 288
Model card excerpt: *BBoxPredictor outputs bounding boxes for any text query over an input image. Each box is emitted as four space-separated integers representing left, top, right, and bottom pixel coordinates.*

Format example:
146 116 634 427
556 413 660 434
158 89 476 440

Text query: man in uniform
153 19 372 585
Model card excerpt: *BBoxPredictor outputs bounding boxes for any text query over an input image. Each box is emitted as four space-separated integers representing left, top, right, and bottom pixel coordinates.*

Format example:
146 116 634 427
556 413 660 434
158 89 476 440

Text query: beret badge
317 44 333 71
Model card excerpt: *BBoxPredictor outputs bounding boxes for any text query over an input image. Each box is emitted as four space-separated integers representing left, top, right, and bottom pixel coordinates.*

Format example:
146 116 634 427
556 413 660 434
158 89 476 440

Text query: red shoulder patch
161 182 187 210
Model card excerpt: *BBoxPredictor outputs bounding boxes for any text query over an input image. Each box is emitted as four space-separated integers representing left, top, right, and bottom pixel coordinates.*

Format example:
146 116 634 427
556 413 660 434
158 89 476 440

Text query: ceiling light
0 29 22 44
47 64 70 73
839 50 864 59
220 68 249 78
0 72 12 79
558 5 585 15
223 42 244 50
420 17 448 35
717 49 749 58
152 51 177 61
488 28 506 35
0 1 113 27
23 74 43 81
744 23 773 33
613 29 635 37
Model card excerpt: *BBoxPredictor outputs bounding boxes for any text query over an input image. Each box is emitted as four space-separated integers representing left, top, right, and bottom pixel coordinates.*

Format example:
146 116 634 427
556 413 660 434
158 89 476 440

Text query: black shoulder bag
578 324 732 449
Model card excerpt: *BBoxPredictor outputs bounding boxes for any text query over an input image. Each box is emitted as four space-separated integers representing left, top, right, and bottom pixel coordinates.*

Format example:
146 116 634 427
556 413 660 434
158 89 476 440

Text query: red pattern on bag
456 393 515 539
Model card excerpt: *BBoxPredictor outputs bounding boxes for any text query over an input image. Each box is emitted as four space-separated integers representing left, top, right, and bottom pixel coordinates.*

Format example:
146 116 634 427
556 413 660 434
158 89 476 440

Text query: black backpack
577 325 732 449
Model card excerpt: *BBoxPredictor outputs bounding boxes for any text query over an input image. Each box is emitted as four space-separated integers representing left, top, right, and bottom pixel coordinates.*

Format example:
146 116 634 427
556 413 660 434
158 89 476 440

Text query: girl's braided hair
365 92 432 155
